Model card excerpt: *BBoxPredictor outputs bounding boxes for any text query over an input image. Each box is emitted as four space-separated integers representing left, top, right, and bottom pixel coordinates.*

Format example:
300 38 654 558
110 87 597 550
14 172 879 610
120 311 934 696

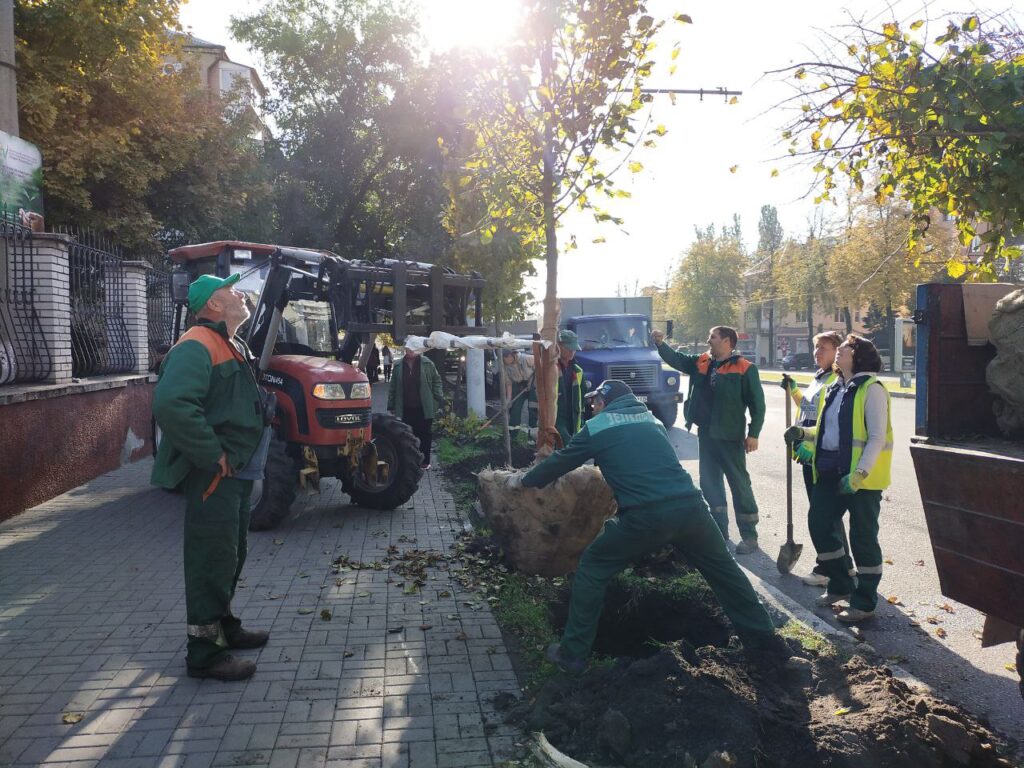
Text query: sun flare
418 0 524 52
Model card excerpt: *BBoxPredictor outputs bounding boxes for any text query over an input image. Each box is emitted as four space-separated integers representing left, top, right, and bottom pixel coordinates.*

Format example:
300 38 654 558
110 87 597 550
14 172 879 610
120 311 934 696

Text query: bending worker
513 379 786 673
152 274 270 681
784 335 892 623
652 326 765 554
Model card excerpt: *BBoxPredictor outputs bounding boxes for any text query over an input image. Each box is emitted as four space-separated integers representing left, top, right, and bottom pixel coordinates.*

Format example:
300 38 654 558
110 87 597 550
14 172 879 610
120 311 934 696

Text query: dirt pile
510 644 1012 768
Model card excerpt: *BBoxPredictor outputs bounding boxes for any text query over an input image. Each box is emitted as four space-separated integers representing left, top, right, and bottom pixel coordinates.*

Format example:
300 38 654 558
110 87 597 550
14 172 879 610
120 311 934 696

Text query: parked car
782 352 814 371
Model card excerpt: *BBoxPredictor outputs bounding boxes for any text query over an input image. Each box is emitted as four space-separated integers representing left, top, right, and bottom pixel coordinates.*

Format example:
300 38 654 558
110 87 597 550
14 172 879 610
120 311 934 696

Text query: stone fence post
122 261 149 375
30 233 73 384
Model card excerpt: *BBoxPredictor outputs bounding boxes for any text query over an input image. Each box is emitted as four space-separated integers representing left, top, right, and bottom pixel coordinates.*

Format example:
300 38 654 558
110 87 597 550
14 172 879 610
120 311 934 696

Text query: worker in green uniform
152 274 269 681
555 329 584 446
513 380 786 673
784 334 893 623
652 326 766 554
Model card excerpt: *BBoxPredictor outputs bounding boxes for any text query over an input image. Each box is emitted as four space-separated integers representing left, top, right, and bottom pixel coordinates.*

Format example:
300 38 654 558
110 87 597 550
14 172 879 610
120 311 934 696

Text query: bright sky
177 0 991 300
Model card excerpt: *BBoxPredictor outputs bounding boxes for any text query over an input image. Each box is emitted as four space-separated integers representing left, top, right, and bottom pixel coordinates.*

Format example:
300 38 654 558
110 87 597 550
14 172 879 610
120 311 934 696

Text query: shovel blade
776 542 804 574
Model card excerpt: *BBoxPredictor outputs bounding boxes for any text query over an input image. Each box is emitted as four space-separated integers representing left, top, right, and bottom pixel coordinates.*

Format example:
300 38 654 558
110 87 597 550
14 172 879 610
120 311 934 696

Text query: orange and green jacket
151 319 264 490
656 345 765 440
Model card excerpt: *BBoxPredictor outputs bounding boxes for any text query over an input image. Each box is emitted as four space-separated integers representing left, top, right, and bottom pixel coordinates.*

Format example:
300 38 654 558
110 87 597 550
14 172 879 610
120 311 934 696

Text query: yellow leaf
458 176 472 188
770 169 779 177
669 64 677 76
728 96 738 105
671 47 680 60
910 19 924 30
947 260 967 279
62 713 84 725
886 595 902 605
537 85 553 101
884 559 894 565
653 124 667 136
592 237 606 244
1006 663 1018 673
855 75 871 88
729 165 738 174
628 161 644 173
834 707 850 716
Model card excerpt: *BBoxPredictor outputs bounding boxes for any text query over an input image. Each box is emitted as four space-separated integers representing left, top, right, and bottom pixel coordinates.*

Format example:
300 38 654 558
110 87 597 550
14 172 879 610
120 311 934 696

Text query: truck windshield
576 319 650 350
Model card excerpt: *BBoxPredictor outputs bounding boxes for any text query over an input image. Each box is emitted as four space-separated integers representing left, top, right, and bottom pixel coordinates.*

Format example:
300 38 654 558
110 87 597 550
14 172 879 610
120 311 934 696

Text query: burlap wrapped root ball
987 288 1024 437
477 465 617 577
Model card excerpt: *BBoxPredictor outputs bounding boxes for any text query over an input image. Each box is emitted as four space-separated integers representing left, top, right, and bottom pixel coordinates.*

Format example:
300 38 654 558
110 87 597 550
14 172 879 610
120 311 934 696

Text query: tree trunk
842 306 853 335
806 297 815 355
885 302 895 370
767 302 775 366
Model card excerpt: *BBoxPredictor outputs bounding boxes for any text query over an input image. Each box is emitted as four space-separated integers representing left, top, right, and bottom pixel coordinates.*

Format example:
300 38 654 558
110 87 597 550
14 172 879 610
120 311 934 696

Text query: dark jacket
151 320 264 490
522 394 701 511
388 354 444 419
555 358 584 445
656 344 765 440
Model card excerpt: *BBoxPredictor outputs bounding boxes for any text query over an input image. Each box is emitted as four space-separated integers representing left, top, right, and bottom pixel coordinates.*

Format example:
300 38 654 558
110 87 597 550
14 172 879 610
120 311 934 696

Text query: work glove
783 426 805 445
793 443 814 465
779 375 798 392
506 474 523 490
839 471 866 495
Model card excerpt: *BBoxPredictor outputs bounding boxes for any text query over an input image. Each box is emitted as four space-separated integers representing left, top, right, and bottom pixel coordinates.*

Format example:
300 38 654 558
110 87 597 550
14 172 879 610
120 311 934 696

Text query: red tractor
166 241 484 530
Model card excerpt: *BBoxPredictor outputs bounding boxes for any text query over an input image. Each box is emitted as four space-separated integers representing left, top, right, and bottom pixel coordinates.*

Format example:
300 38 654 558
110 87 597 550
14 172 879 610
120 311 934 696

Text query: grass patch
779 619 839 658
490 572 562 688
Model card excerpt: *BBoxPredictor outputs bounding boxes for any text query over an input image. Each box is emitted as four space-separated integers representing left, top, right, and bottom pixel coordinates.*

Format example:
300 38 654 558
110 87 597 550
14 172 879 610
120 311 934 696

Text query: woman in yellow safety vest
784 334 893 623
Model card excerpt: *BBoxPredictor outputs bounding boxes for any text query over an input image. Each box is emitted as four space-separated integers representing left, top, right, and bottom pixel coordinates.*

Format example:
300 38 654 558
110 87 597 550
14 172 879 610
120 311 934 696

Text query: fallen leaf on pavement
834 707 850 716
884 559 894 565
913 560 925 566
419 624 433 631
297 608 314 615
387 627 404 634
939 603 955 613
926 616 940 625
886 595 901 605
273 539 284 545
935 627 947 639
320 610 332 621
344 650 355 658
62 713 84 725
1005 663 1017 673
357 592 369 598
455 633 468 641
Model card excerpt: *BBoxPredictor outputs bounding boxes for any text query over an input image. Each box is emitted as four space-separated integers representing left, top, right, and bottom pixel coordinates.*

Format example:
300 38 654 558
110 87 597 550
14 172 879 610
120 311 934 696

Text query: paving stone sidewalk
0 459 524 768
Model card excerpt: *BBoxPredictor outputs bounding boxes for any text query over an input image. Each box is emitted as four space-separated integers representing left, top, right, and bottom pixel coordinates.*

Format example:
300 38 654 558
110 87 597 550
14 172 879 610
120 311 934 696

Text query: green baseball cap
557 329 579 351
188 273 241 314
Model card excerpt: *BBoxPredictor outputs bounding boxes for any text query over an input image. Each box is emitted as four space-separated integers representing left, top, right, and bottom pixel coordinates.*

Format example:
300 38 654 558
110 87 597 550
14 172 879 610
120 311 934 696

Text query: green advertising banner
0 130 43 217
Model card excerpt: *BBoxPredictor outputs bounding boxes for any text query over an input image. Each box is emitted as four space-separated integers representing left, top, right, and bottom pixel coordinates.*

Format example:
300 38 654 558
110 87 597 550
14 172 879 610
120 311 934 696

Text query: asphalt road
665 387 1023 751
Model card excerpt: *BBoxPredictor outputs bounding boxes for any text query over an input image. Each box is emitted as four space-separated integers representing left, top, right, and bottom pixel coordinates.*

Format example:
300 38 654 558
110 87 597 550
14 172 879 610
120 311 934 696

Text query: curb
760 374 916 400
738 561 933 693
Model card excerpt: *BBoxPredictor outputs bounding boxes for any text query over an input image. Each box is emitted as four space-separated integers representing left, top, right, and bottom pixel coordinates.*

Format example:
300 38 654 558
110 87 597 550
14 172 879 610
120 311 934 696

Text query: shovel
776 374 804 574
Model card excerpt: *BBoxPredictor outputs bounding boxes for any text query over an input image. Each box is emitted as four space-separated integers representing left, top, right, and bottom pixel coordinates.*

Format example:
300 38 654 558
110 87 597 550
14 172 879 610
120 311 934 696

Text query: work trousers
802 464 854 576
697 430 759 540
182 470 253 669
561 497 776 661
403 408 433 466
508 381 537 428
383 364 392 382
807 477 883 611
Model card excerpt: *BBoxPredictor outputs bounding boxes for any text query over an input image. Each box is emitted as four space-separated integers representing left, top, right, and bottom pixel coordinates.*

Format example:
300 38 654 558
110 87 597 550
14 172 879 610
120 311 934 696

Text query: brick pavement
0 459 524 768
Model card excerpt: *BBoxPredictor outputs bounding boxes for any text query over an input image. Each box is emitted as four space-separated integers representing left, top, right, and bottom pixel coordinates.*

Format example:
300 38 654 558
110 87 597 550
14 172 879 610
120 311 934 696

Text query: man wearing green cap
152 273 269 681
555 329 584 445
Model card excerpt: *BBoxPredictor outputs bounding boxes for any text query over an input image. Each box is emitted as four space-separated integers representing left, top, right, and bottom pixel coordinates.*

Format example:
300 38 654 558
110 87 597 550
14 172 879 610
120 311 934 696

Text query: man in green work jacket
514 380 784 673
388 346 445 470
555 329 584 446
152 274 269 681
653 326 766 554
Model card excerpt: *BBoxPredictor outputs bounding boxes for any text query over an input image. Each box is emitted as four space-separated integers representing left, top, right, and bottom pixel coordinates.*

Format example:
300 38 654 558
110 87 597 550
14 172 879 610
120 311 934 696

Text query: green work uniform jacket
656 344 765 441
522 394 702 511
151 320 265 490
555 359 584 445
388 355 445 419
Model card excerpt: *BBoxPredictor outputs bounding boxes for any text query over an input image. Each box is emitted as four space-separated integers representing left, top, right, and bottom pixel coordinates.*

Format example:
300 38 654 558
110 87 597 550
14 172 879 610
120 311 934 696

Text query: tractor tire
652 400 678 429
347 413 424 510
248 435 298 531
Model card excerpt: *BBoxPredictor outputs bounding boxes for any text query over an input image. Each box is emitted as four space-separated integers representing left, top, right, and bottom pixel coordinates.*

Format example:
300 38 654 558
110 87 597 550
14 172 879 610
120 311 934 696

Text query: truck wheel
249 435 298 531
652 400 678 429
347 413 424 510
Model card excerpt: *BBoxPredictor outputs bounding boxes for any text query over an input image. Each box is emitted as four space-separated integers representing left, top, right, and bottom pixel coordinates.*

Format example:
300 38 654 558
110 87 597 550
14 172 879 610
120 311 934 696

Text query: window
833 308 841 322
795 309 807 323
855 308 861 322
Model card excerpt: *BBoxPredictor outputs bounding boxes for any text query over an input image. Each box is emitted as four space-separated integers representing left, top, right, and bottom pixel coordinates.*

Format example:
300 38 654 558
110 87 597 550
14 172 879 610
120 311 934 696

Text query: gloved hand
783 426 805 445
779 375 797 392
794 443 814 464
506 474 523 490
839 471 866 495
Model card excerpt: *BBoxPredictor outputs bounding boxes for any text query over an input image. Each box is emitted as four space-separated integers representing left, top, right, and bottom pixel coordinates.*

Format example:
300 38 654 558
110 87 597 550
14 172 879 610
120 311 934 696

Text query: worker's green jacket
555 359 584 444
522 394 702 511
656 344 765 440
387 355 445 419
151 320 264 490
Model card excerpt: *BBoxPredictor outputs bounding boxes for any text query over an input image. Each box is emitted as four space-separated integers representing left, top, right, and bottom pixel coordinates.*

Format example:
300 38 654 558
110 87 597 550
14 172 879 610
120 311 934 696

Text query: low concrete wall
0 376 154 521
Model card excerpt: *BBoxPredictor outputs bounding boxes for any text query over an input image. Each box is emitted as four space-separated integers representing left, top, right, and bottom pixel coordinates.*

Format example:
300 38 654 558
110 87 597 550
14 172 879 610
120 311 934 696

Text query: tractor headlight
312 383 347 400
667 376 678 386
349 382 371 400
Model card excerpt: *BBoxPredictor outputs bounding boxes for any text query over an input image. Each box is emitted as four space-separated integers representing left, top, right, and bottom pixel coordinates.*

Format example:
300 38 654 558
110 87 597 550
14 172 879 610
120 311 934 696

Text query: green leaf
962 15 978 32
910 19 924 30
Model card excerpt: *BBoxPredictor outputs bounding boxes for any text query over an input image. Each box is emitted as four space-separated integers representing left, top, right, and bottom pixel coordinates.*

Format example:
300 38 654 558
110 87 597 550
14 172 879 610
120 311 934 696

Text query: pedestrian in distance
367 344 381 384
784 334 893 623
388 346 444 470
151 274 271 681
382 345 393 382
652 325 766 554
510 379 788 673
780 331 855 587
555 329 585 446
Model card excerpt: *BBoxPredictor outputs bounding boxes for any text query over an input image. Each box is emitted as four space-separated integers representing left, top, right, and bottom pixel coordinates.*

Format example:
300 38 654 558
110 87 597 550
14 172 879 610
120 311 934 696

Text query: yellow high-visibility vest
814 375 892 489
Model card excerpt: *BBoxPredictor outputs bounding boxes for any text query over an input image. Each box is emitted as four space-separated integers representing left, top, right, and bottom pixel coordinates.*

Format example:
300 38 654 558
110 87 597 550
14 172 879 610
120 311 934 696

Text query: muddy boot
187 654 256 681
711 507 729 539
546 643 586 675
226 628 270 650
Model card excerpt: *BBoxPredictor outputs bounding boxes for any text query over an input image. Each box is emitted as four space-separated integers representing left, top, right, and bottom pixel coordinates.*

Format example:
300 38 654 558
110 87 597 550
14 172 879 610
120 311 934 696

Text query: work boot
735 538 759 555
800 571 829 587
226 628 270 650
815 591 850 608
546 643 586 675
187 654 256 681
837 607 875 623
710 507 729 539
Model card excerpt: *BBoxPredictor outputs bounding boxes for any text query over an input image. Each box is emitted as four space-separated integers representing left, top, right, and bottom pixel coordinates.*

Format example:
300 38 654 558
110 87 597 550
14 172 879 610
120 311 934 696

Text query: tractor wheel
652 400 678 429
249 435 298 531
347 413 424 510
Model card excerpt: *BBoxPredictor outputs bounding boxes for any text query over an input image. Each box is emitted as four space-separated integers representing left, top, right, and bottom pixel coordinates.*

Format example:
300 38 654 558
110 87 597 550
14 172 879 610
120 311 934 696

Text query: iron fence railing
62 227 136 378
0 207 51 384
146 265 176 369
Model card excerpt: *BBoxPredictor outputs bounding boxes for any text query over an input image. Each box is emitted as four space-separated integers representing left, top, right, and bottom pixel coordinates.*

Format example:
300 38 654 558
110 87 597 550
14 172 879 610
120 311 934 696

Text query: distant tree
667 223 746 344
754 205 784 364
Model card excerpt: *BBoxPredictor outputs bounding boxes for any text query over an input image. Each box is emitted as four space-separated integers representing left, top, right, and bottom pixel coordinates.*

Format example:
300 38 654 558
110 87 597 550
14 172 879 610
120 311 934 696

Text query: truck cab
562 313 683 428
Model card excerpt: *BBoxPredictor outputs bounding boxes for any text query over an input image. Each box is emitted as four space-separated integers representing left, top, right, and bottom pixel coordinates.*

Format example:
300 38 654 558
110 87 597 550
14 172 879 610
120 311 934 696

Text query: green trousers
807 477 883 611
508 381 537 428
561 497 776 661
802 464 854 576
182 469 253 669
697 430 759 540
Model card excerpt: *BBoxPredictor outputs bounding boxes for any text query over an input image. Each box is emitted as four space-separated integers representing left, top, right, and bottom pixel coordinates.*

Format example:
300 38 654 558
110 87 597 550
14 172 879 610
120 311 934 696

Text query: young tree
667 223 746 344
779 13 1024 277
460 1 688 452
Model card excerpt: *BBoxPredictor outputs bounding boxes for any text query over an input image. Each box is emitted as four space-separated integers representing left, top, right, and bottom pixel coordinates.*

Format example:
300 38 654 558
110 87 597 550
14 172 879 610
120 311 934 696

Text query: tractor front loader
166 241 485 530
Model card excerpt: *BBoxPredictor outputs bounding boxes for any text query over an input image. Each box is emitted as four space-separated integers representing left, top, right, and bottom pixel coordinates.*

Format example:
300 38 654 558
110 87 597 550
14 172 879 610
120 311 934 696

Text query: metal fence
146 265 176 369
0 209 51 384
62 228 136 378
